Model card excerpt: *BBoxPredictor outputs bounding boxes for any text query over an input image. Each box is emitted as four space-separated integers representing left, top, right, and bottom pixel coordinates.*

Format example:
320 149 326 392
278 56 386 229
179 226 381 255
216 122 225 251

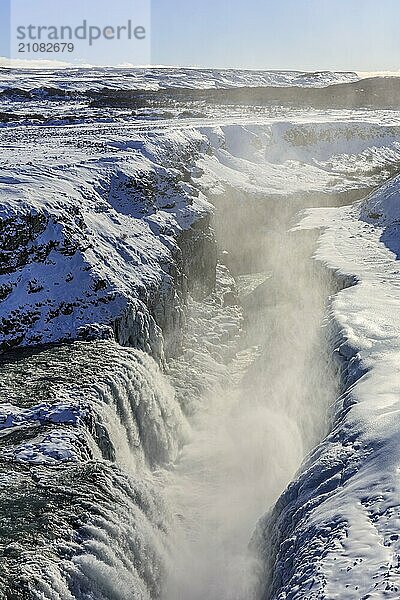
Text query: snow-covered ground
0 122 215 353
2 68 400 599
2 79 400 353
2 113 400 353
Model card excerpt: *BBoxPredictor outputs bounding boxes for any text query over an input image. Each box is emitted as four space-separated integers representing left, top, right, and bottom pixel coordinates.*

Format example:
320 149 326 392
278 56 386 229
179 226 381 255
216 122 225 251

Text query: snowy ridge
0 117 396 356
0 67 360 92
198 121 400 196
257 178 400 598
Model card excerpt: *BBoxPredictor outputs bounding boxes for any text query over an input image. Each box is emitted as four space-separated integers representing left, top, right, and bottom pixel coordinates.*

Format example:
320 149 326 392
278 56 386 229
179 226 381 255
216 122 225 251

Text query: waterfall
0 341 189 599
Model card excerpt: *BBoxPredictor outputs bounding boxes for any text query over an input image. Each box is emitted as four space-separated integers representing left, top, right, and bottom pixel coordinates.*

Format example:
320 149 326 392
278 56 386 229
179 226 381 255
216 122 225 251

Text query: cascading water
0 342 188 599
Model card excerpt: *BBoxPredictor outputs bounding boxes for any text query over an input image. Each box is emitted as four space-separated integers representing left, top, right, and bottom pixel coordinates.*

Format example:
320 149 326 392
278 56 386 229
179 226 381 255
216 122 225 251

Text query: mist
162 189 339 600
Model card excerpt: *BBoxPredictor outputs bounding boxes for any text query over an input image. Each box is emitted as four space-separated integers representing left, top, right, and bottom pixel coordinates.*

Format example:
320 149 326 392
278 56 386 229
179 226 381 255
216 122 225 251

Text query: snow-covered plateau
0 66 360 92
1 68 400 599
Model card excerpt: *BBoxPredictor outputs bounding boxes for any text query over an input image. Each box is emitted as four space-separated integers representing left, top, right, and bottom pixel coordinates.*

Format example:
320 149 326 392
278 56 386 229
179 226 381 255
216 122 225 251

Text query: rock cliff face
0 127 217 360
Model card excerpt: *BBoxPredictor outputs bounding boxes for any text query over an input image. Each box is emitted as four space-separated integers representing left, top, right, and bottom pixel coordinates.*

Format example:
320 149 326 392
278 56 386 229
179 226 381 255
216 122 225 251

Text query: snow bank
198 121 400 197
258 177 400 598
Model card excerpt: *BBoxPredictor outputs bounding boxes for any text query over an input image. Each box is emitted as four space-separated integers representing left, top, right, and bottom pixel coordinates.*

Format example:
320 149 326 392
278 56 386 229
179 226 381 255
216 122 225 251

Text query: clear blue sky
1 0 400 71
